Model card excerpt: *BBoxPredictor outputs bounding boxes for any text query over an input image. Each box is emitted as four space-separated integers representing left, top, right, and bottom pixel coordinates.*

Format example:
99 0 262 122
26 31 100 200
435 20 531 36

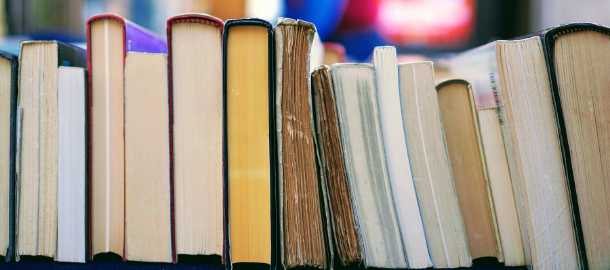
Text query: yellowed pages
227 25 271 264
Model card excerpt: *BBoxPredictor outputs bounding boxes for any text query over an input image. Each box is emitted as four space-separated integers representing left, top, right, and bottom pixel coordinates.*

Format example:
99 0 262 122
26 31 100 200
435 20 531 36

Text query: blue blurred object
330 27 385 61
284 0 349 40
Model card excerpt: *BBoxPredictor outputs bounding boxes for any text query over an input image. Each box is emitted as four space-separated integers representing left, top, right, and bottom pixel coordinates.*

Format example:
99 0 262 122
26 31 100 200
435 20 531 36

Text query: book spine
7 54 18 263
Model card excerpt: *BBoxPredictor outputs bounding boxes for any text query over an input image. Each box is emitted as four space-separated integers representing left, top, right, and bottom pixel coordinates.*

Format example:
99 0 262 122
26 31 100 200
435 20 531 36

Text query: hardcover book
86 14 167 261
167 13 224 259
0 50 17 262
223 18 277 269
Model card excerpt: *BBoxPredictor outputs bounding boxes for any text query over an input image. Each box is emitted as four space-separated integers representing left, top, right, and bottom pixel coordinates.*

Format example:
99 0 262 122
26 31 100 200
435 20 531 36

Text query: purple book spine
124 20 167 54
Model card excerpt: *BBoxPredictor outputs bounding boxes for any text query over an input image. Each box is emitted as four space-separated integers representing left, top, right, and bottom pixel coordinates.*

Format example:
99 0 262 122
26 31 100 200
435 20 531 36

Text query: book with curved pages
311 65 361 267
398 62 471 269
331 63 407 269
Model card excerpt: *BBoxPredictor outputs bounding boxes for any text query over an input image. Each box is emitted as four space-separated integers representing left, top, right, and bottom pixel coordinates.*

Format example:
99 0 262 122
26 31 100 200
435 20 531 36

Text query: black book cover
0 50 18 263
222 19 277 270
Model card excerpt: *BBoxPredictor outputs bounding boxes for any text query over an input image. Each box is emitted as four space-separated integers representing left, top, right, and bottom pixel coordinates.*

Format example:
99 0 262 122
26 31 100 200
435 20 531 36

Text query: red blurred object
338 0 381 30
376 0 476 47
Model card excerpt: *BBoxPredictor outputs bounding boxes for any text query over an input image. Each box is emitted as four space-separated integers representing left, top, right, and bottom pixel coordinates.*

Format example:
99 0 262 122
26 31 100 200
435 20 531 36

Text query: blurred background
0 0 608 61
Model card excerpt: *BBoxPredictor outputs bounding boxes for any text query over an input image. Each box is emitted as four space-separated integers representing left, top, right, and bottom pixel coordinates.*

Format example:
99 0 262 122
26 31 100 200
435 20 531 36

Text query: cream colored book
16 41 86 260
397 62 471 269
123 52 172 263
167 14 224 257
57 67 86 263
331 63 407 269
451 36 580 269
373 46 431 269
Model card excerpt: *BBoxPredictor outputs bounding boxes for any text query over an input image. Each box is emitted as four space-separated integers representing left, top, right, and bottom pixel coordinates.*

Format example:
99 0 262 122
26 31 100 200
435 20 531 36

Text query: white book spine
57 67 86 263
373 47 432 268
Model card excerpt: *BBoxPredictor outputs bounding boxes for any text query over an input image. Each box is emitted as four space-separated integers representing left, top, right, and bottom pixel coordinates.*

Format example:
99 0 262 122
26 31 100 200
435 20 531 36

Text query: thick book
331 63 407 269
0 50 17 262
16 40 87 261
538 23 610 270
222 18 277 269
435 79 502 261
86 14 167 262
373 46 431 269
166 14 224 259
311 65 360 267
397 62 471 268
274 18 332 269
450 36 583 269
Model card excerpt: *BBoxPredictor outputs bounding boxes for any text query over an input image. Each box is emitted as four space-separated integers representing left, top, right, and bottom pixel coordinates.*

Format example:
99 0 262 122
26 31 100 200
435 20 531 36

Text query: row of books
0 12 608 270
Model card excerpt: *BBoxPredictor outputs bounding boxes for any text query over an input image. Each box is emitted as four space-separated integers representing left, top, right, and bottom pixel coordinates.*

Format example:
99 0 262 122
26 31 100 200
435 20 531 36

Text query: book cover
0 50 18 262
222 18 277 270
86 14 167 262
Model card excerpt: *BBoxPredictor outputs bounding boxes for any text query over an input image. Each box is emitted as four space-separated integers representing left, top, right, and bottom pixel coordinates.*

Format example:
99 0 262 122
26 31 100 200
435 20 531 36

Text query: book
57 66 86 263
540 23 610 270
274 18 330 269
0 50 17 262
223 18 276 268
86 14 167 261
450 36 581 269
435 79 502 261
311 65 361 267
372 46 431 269
397 62 471 268
16 40 86 260
331 63 407 268
123 52 172 263
450 41 529 267
166 14 224 258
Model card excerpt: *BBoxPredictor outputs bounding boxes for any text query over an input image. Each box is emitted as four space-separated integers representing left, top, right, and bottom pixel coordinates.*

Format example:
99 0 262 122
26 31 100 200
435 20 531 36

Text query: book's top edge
275 17 316 31
225 18 272 29
125 51 168 56
313 64 331 73
0 50 17 61
398 61 433 66
332 63 373 69
544 22 610 40
435 78 470 89
167 13 224 28
87 14 164 41
87 13 125 25
496 36 541 44
58 66 85 70
374 45 396 52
